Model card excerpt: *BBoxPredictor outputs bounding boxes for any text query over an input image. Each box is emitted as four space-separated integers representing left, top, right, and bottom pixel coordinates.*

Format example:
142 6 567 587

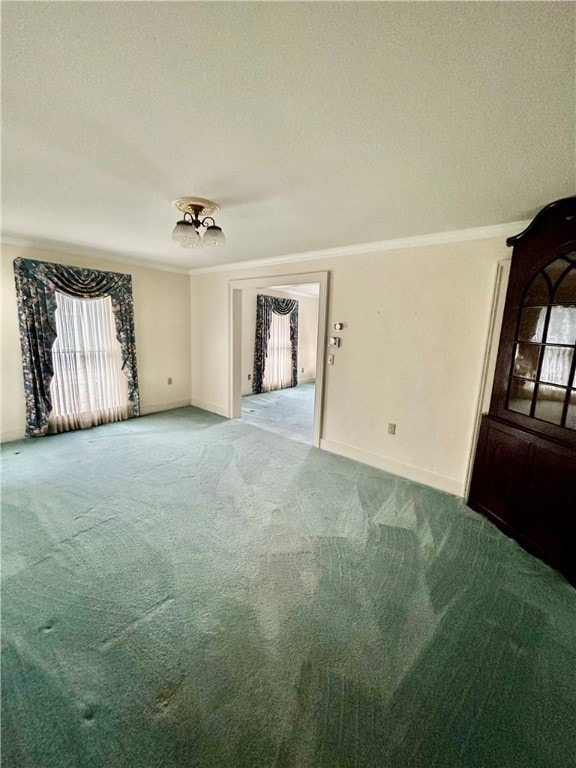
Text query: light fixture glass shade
172 220 194 243
203 225 226 247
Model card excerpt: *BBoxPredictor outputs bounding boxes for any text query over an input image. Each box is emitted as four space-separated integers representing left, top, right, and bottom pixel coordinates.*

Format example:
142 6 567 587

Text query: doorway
229 271 328 447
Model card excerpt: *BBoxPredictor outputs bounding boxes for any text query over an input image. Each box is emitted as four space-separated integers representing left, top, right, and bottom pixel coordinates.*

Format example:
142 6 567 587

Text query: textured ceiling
2 2 575 270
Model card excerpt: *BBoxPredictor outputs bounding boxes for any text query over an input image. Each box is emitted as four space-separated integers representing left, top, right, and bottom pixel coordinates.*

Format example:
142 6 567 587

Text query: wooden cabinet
468 197 576 585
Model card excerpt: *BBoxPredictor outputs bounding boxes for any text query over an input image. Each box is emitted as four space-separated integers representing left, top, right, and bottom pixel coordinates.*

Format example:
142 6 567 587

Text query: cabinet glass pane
545 258 571 287
566 390 576 431
547 305 576 344
518 306 546 342
534 383 566 425
524 273 551 305
513 343 540 380
507 378 534 415
539 346 574 386
554 266 576 304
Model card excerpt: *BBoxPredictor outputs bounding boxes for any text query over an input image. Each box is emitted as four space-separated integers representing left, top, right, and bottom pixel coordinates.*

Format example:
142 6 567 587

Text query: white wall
297 294 319 385
241 287 318 395
1 244 191 441
190 236 510 496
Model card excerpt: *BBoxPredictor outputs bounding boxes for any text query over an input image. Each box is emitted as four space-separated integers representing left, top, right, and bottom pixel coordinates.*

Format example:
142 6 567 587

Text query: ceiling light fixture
171 197 226 248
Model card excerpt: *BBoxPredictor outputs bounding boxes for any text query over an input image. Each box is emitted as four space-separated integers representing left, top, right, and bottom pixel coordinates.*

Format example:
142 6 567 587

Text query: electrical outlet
388 423 396 435
248 373 252 380
301 367 304 373
167 377 173 385
327 354 335 365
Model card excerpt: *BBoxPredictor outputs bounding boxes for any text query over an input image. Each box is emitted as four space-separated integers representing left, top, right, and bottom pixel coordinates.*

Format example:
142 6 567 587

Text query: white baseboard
190 398 229 418
242 379 315 396
139 399 192 415
319 438 464 497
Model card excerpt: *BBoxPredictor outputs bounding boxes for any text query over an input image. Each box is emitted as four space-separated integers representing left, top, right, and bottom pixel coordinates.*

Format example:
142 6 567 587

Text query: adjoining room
241 283 320 444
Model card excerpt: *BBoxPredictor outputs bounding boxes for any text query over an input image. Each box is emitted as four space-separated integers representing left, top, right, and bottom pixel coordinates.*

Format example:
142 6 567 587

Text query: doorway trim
463 258 511 499
228 271 329 448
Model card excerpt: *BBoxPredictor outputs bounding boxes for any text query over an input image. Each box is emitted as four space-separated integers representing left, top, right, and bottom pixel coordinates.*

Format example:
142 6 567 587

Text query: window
252 294 298 394
14 257 139 437
49 292 129 432
262 311 293 391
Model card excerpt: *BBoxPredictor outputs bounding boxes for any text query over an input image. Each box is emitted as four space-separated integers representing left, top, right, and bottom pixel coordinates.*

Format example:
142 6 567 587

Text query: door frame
228 271 329 448
464 258 511 498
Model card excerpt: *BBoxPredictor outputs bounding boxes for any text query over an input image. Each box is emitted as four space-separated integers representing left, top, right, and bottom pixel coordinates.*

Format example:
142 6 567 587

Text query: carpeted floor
241 383 315 444
2 406 575 768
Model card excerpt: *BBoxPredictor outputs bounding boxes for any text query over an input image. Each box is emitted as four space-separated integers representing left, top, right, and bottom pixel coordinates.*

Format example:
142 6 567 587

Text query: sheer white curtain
541 306 576 385
48 292 129 432
262 311 293 392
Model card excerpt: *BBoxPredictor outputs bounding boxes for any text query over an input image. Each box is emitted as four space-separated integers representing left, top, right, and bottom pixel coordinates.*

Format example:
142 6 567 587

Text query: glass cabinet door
506 255 576 430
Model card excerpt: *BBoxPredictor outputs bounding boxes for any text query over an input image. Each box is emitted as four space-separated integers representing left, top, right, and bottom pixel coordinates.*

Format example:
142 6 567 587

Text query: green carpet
2 407 575 768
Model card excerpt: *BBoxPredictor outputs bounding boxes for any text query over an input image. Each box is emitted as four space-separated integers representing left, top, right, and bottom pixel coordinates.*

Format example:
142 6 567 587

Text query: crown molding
0 234 190 275
2 220 530 278
188 221 530 275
